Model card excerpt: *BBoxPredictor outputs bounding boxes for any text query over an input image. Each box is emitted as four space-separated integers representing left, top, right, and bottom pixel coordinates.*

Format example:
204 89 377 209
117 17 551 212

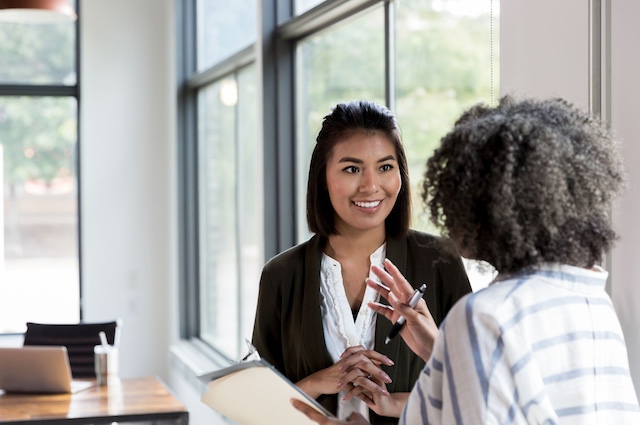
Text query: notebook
0 346 94 394
199 358 334 425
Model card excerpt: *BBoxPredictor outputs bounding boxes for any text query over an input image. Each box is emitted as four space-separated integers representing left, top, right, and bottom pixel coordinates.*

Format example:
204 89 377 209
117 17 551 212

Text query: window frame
0 5 82 332
177 1 259 347
177 0 499 352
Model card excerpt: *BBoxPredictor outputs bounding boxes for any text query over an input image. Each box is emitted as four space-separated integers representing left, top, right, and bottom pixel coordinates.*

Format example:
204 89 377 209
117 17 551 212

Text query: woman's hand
291 399 370 425
337 345 407 417
296 346 394 399
344 380 409 418
367 258 439 362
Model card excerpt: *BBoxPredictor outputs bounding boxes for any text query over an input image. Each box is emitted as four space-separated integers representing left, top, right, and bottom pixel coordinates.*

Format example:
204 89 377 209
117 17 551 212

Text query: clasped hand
293 258 440 424
296 346 393 399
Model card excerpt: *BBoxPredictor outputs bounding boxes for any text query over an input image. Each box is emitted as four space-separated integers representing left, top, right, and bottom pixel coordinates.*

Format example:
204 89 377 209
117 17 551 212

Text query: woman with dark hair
252 100 471 424
294 96 640 424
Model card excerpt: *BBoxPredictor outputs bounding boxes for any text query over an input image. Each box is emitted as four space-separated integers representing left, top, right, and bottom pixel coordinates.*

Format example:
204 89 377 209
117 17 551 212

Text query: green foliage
0 97 76 185
297 0 499 234
0 22 75 84
0 22 77 185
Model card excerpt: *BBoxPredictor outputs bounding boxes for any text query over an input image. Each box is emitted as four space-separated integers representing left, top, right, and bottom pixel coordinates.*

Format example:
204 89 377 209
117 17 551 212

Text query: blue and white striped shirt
401 264 640 424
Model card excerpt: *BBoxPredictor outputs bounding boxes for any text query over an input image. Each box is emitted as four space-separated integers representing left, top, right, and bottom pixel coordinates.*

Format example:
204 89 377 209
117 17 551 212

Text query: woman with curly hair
294 96 640 424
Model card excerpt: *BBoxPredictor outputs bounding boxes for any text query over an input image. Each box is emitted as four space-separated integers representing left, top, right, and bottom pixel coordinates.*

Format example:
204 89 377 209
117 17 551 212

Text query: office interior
1 1 639 424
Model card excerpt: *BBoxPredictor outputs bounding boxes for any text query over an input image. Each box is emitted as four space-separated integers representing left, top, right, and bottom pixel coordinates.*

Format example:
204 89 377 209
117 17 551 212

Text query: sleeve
402 295 531 425
402 299 485 424
251 264 285 374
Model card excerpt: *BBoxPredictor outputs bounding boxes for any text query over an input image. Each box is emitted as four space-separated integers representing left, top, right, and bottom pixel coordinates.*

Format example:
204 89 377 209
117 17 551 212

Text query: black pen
384 284 427 344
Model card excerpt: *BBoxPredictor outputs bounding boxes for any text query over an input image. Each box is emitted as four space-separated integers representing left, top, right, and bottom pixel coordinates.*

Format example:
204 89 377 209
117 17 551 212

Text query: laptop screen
0 346 92 394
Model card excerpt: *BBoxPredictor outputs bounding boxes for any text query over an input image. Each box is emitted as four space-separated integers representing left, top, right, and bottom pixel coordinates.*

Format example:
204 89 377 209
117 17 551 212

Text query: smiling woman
251 100 472 425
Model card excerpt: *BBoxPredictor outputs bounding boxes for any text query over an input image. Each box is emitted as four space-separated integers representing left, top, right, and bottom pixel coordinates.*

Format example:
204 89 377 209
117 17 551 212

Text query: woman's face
325 131 402 236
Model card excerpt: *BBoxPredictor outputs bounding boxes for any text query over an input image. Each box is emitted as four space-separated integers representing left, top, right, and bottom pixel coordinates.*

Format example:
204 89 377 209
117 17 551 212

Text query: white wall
609 0 640 399
501 0 589 107
80 0 177 381
501 0 640 397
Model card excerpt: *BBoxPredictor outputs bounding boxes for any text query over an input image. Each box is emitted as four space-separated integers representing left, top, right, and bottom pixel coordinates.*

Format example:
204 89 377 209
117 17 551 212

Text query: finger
367 301 395 323
365 277 391 299
359 349 395 367
341 364 392 387
344 384 375 404
291 399 329 424
339 350 393 372
343 375 389 399
340 345 366 359
369 265 396 293
382 258 417 301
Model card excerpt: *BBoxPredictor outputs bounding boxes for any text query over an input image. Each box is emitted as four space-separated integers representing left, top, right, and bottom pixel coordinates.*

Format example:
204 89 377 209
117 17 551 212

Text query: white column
609 0 640 399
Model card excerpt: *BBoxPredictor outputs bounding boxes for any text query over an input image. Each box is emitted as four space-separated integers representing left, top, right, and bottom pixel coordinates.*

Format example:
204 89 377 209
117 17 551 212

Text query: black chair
23 320 120 379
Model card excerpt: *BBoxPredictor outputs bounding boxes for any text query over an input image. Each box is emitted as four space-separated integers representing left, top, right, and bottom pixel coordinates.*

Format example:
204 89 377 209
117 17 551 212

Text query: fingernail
385 358 394 366
382 373 392 383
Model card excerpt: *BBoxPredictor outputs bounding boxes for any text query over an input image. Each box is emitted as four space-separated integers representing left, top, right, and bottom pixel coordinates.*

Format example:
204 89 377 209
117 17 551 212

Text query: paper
199 359 333 425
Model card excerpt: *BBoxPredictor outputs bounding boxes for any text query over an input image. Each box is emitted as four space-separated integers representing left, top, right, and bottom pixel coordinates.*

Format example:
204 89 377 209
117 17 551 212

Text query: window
295 6 386 238
0 7 80 334
293 0 500 288
178 0 499 357
179 0 261 361
197 68 261 359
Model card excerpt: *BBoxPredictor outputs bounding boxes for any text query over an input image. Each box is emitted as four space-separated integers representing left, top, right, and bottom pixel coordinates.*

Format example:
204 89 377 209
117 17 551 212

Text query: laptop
0 346 94 394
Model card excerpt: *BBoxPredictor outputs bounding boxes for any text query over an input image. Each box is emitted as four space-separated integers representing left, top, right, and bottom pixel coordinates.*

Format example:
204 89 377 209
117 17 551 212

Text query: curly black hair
422 95 626 273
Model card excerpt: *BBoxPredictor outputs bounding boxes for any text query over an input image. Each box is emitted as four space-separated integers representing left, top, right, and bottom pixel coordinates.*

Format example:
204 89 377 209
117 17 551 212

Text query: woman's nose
359 169 379 193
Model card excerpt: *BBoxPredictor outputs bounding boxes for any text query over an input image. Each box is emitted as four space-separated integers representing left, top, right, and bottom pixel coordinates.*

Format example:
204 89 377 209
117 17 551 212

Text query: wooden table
0 376 189 424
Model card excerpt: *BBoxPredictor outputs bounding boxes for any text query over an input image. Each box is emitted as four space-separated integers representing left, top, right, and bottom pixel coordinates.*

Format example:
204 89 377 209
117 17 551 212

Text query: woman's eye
343 165 359 174
380 164 394 172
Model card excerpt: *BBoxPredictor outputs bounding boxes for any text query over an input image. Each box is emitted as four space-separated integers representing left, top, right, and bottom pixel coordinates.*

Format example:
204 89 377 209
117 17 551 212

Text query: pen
384 283 427 344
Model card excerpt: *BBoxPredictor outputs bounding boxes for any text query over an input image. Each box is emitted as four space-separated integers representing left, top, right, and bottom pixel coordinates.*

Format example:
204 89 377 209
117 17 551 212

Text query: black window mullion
384 0 396 112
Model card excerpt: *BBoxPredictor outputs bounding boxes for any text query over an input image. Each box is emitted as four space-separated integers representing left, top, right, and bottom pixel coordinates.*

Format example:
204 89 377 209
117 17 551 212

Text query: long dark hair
307 100 411 238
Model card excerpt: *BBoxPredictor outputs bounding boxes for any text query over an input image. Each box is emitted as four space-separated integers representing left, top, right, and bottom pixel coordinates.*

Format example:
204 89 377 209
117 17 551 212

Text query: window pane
198 66 260 360
0 21 76 85
197 0 257 70
295 0 325 15
236 67 262 346
0 96 79 333
395 0 500 289
295 7 385 240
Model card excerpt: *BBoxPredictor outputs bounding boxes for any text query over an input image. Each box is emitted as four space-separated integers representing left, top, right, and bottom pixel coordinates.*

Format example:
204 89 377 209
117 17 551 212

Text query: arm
251 266 285 372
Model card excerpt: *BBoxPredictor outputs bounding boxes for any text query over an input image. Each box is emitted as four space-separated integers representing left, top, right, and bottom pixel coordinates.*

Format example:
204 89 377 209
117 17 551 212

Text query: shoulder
262 241 309 280
264 240 309 270
261 234 324 281
443 278 521 332
405 229 459 253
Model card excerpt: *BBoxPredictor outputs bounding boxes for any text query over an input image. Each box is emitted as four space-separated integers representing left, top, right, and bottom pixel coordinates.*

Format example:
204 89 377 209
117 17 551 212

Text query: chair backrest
23 321 119 379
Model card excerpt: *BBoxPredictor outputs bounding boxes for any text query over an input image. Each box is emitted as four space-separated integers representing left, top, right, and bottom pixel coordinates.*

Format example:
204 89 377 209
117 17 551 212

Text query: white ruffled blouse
319 243 385 420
